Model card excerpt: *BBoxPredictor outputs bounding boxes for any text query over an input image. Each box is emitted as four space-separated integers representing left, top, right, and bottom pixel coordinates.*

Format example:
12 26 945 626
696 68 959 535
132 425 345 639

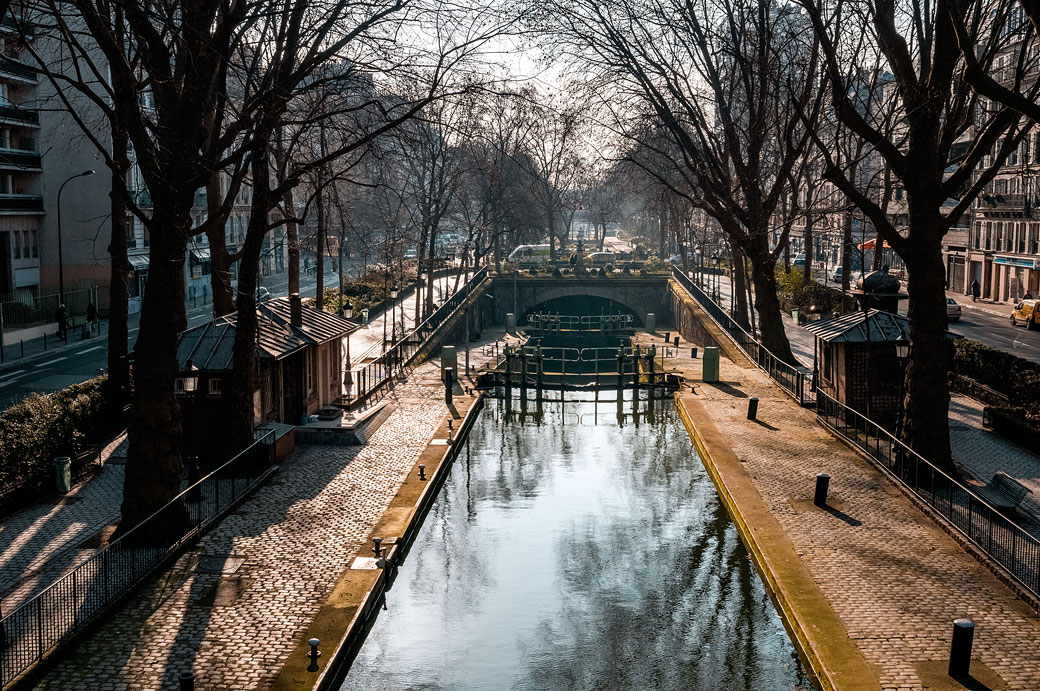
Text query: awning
191 247 211 262
857 238 892 250
128 254 149 270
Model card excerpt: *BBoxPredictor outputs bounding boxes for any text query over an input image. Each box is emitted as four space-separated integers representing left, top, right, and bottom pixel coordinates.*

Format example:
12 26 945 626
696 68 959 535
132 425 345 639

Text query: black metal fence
671 269 812 406
816 391 1040 601
0 430 275 687
347 267 488 404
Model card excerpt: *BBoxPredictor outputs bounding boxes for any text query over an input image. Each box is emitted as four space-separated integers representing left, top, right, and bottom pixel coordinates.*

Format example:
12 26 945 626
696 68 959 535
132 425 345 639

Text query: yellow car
1010 299 1039 330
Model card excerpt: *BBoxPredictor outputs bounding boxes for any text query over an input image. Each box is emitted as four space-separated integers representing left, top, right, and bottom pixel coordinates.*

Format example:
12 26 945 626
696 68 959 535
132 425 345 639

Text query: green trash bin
53 456 71 494
702 347 720 383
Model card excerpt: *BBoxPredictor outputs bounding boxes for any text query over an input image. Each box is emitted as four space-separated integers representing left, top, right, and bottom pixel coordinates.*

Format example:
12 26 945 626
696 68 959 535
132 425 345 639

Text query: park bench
975 471 1031 512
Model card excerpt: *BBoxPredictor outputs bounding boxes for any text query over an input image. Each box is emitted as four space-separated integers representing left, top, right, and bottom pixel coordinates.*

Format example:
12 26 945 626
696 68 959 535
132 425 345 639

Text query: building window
30 229 37 258
208 378 222 396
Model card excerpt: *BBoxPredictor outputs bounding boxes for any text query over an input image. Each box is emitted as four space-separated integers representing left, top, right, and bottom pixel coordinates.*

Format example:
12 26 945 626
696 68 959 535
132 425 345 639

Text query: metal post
444 366 454 406
747 397 759 420
813 473 830 507
948 619 974 678
179 672 196 691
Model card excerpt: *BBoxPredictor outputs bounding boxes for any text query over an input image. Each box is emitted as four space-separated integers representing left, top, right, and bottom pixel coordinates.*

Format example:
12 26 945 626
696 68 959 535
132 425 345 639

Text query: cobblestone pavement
0 434 126 607
950 394 1040 534
30 331 506 690
686 346 1040 691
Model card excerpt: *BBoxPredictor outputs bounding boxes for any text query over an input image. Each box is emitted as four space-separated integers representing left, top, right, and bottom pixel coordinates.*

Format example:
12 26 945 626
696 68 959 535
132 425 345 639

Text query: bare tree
797 0 1039 467
539 0 824 364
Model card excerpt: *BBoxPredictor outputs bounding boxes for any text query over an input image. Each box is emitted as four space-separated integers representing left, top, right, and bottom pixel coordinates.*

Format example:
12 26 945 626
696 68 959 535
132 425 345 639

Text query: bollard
948 619 974 678
747 397 759 421
418 464 427 481
307 638 321 672
813 473 830 507
701 347 719 383
664 331 670 343
179 672 195 691
691 346 698 358
673 336 679 348
53 457 72 494
372 537 383 558
444 366 454 406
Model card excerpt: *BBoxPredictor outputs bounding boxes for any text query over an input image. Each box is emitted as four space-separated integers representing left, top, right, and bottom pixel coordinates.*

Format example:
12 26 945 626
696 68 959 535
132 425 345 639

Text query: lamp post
341 300 353 399
712 255 720 303
180 360 201 501
57 169 96 306
390 285 399 344
895 341 910 437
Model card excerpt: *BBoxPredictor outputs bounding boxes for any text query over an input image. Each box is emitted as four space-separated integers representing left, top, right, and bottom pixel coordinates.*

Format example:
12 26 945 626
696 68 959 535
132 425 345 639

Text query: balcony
0 104 38 127
0 56 36 83
0 147 40 170
976 193 1033 218
0 193 43 213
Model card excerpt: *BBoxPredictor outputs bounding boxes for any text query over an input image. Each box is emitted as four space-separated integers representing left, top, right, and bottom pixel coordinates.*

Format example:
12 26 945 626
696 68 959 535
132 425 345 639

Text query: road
0 265 457 410
701 268 1040 364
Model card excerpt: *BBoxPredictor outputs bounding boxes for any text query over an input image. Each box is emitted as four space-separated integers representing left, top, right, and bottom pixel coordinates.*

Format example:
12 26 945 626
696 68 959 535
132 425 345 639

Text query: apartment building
960 131 1040 302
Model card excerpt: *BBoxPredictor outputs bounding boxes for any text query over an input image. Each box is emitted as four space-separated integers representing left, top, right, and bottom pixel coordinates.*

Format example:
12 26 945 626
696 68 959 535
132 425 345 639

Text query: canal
341 393 808 690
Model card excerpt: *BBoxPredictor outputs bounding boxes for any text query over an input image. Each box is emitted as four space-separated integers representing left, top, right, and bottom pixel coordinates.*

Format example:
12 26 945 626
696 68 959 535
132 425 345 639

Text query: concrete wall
669 280 752 367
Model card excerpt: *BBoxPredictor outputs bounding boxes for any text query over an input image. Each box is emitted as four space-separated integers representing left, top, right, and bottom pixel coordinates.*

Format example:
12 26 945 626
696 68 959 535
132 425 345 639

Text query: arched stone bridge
485 274 672 328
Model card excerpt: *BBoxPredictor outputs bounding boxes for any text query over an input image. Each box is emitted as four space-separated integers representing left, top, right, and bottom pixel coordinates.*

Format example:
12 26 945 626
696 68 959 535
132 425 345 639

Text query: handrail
816 390 1039 602
671 268 812 406
0 430 275 686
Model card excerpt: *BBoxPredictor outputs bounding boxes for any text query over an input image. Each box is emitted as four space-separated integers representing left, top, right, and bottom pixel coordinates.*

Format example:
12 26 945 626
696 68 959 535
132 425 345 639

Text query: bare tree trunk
901 221 953 468
120 201 190 537
729 239 750 330
106 136 131 413
206 171 235 317
285 188 300 295
315 188 325 309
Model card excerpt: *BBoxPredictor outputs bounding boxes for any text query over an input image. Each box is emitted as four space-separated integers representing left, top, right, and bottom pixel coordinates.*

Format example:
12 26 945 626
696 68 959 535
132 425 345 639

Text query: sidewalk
27 332 505 690
0 433 126 613
652 331 1040 691
945 289 1011 318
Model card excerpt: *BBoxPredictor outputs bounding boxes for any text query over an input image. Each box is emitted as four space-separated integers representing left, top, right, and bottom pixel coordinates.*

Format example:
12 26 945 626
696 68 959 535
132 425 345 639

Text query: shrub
622 265 631 275
604 263 615 273
0 375 112 493
552 266 563 278
984 406 1040 449
643 256 666 273
953 338 1040 422
774 265 845 316
528 266 539 275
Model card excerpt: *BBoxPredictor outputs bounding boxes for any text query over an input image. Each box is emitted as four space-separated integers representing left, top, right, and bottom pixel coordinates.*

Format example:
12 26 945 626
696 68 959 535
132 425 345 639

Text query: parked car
945 297 961 322
587 251 615 265
832 266 843 282
1010 299 1039 330
403 248 418 259
793 253 806 269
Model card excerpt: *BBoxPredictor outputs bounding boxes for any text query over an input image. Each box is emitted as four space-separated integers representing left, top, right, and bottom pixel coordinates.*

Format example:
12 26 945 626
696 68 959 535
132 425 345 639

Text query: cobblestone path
679 343 1040 691
29 331 507 690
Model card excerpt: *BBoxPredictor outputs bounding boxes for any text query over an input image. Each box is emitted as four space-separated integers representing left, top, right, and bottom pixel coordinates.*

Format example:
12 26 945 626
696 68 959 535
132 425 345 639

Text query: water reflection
341 395 807 691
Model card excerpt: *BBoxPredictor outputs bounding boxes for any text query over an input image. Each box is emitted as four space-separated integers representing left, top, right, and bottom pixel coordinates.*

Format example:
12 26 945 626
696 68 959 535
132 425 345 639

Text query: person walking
86 301 98 336
55 304 68 342
971 278 981 302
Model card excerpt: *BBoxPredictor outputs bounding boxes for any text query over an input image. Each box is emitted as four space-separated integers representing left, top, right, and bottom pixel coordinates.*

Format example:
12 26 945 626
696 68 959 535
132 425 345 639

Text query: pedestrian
55 303 68 341
86 301 98 335
971 278 981 302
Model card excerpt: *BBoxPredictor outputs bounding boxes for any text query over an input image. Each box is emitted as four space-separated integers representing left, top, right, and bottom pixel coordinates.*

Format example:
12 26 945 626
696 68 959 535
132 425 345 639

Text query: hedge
983 406 1040 450
952 338 1040 422
775 266 846 317
0 375 111 493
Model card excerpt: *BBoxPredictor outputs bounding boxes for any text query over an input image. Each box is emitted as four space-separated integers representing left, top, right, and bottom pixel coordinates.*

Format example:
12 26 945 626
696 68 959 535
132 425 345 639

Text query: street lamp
895 341 910 437
390 285 399 344
57 169 96 306
712 255 720 302
341 300 353 398
180 360 201 501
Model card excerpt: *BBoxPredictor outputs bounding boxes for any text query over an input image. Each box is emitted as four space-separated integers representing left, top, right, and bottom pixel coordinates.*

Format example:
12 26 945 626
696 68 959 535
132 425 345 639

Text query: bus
506 244 551 267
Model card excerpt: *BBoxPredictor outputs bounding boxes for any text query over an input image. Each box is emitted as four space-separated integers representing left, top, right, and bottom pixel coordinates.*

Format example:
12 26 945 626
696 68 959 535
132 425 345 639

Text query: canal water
341 394 808 690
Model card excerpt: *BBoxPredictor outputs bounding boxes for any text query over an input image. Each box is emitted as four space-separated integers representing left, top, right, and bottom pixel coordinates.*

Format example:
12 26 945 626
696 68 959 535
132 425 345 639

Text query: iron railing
816 391 1039 602
346 267 488 405
0 430 276 687
671 268 813 406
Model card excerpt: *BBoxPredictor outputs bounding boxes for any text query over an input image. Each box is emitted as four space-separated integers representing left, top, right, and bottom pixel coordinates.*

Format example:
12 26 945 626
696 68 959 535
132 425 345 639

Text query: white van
507 244 551 266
